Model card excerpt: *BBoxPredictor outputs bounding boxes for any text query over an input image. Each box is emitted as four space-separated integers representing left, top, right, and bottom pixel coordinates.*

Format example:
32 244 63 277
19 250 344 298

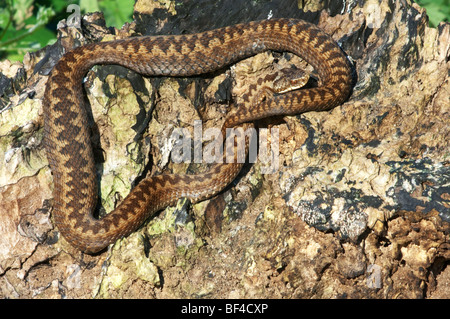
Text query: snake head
272 67 310 94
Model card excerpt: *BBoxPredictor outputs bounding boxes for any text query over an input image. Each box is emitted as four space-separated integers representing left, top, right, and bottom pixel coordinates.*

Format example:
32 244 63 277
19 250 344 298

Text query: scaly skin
43 19 352 253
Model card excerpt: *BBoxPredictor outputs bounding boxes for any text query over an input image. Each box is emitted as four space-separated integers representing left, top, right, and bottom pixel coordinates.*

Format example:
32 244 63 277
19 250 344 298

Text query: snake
42 18 352 254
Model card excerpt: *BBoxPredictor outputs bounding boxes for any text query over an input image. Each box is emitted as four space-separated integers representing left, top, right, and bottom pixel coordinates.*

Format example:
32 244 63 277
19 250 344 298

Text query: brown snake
43 18 352 253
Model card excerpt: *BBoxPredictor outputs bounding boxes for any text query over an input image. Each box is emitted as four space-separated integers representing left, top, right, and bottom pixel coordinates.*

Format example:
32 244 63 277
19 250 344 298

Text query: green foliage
81 0 135 30
415 0 450 27
0 0 134 62
0 0 56 61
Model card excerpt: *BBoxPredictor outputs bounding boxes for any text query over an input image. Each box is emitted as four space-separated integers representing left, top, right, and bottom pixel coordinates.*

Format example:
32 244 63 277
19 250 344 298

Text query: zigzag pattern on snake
43 18 352 253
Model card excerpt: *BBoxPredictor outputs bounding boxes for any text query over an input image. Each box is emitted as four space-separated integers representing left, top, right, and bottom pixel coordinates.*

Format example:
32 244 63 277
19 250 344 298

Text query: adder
43 18 352 253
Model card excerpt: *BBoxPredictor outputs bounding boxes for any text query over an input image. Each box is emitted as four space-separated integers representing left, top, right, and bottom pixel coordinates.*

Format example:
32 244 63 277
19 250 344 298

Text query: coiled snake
43 18 352 253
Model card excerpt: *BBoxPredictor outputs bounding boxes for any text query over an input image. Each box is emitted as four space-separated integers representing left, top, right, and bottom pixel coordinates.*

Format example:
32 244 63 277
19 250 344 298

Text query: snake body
43 19 352 253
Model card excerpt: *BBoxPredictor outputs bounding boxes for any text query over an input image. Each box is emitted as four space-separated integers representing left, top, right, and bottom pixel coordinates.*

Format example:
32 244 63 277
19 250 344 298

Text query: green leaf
415 0 450 27
35 5 55 26
100 0 134 28
0 3 55 61
80 0 100 13
12 0 34 28
0 8 11 29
